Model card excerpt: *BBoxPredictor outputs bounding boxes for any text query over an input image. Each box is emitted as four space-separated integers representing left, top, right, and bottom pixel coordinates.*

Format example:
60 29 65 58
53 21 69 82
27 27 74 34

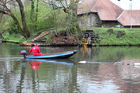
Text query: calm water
1 43 140 93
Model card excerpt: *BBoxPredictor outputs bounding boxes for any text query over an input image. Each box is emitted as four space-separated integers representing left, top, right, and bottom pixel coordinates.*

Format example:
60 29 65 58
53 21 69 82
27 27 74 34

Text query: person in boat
29 44 43 56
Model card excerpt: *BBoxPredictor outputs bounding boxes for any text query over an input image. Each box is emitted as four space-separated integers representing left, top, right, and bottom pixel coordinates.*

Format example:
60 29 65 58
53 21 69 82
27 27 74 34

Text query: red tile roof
77 0 123 21
118 10 140 26
90 0 123 21
77 0 140 26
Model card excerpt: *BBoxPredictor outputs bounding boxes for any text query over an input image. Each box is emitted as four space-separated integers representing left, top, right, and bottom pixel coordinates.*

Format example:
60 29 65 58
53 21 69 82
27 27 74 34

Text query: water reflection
1 44 140 93
16 59 27 93
28 59 74 66
78 46 140 63
29 61 42 70
77 63 140 93
18 59 76 93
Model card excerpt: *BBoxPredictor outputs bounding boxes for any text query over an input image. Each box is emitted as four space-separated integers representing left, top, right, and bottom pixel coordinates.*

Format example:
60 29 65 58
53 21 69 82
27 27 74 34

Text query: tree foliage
0 0 81 41
0 0 30 39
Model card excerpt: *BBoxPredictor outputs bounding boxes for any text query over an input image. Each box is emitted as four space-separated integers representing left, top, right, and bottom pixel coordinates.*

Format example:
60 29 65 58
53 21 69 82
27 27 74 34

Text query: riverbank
87 27 140 46
1 27 140 46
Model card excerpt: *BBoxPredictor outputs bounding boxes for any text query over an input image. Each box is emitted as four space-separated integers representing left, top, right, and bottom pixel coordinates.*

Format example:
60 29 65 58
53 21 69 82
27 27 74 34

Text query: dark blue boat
25 50 77 59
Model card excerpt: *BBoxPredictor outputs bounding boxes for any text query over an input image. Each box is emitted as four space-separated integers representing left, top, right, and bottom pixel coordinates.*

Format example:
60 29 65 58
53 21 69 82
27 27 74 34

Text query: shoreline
2 27 140 47
2 40 140 47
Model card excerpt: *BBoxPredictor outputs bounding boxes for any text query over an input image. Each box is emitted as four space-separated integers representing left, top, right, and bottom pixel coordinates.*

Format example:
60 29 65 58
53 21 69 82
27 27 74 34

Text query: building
77 0 140 27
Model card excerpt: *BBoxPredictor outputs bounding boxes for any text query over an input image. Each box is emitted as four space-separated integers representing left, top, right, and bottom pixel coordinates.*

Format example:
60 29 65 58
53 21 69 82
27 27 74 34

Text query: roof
77 0 140 26
118 10 140 26
77 0 123 21
90 0 123 21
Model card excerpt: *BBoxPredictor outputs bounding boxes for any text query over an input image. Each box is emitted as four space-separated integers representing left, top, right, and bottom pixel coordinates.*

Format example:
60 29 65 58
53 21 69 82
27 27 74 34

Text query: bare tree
0 0 30 39
44 0 81 33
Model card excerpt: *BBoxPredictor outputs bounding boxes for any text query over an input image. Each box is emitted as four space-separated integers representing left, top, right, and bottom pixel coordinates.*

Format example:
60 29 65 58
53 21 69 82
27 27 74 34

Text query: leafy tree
0 0 30 39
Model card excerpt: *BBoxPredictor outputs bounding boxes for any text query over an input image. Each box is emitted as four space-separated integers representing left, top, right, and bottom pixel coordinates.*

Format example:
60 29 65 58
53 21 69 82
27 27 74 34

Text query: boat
22 50 77 59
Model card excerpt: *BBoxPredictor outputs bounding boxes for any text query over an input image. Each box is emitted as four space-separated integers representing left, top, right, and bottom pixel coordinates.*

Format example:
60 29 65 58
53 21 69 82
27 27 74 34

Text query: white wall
110 0 140 10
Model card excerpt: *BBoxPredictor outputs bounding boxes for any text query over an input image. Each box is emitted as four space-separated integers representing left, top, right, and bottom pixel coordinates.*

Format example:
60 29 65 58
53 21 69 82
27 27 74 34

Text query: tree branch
0 9 8 14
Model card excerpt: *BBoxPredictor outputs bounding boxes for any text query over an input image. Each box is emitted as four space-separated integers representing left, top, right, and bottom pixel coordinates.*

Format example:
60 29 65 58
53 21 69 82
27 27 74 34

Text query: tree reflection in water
29 61 41 93
16 59 27 93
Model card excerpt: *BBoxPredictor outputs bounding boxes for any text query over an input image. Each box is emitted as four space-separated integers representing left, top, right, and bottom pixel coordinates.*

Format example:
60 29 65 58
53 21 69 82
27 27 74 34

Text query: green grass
2 33 26 43
87 27 140 45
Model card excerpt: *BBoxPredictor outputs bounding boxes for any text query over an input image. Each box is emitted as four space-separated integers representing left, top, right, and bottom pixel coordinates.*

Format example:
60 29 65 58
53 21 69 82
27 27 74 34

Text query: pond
0 43 140 93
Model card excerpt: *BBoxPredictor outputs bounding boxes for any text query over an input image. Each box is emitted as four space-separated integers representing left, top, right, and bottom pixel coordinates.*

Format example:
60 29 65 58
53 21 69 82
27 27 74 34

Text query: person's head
31 43 38 47
31 44 35 47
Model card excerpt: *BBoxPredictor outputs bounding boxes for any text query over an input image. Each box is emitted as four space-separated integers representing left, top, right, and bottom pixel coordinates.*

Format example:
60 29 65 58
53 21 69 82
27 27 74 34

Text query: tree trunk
0 9 26 38
30 0 35 21
35 0 39 30
16 0 30 39
10 13 26 37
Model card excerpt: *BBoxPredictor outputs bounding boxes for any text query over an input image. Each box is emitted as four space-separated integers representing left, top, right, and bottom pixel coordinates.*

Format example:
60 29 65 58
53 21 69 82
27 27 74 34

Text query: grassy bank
88 27 140 46
2 27 140 46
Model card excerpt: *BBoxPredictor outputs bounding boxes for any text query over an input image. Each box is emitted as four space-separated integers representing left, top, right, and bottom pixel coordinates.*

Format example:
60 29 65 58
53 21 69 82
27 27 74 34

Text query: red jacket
29 46 43 56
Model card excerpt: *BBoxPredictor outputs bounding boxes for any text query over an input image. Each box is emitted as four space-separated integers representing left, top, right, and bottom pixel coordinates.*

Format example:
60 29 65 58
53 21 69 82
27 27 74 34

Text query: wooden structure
80 30 96 46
